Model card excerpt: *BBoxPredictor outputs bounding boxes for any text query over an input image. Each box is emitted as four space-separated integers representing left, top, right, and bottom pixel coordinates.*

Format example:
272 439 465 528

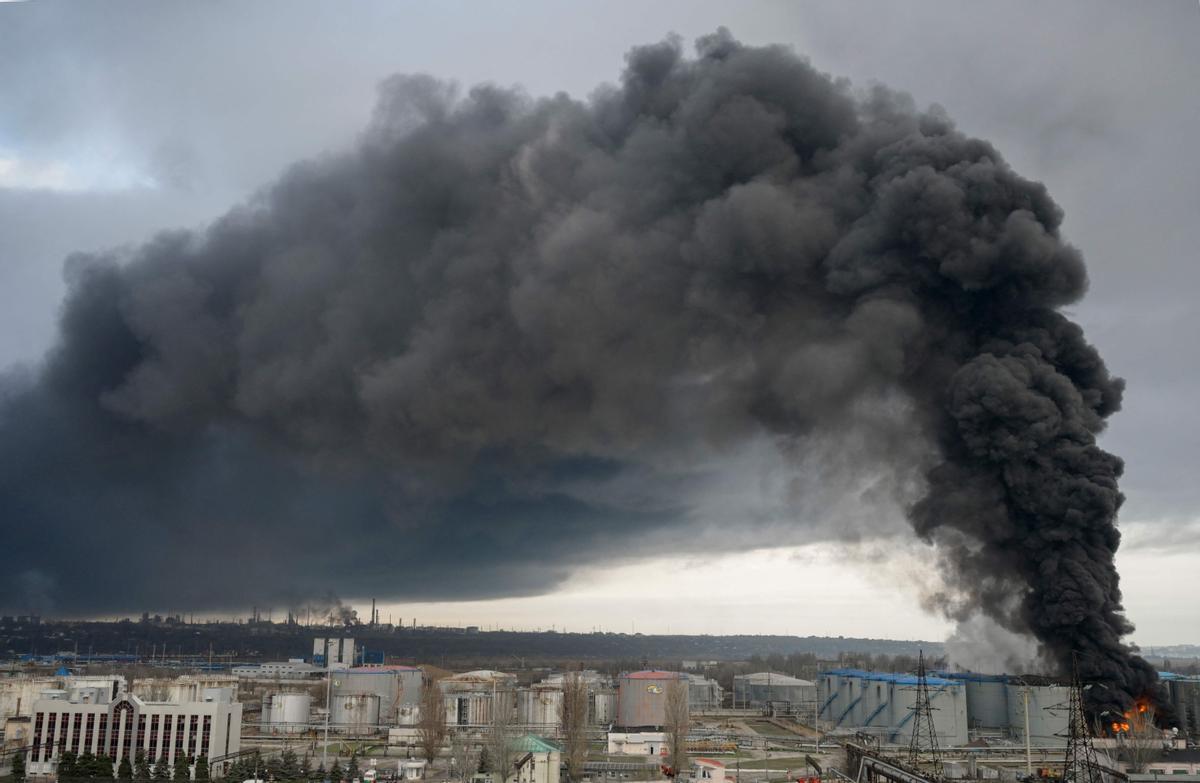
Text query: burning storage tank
617 670 685 729
331 693 381 732
734 672 816 709
1005 681 1070 747
263 692 312 734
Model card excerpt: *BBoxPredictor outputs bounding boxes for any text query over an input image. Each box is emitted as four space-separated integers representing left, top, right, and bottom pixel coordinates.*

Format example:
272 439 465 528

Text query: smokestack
0 28 1165 720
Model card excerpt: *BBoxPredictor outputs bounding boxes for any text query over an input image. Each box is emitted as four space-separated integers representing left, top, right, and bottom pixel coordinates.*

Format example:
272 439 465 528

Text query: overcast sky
1 0 1197 646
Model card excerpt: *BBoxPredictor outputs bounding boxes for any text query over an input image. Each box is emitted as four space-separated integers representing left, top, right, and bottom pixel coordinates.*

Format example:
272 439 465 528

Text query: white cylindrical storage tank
272 692 312 733
517 687 562 728
888 678 919 741
842 673 866 728
818 672 841 722
396 668 424 706
836 672 860 727
1006 684 1069 747
332 693 381 732
592 690 617 724
928 678 968 746
956 675 1010 729
858 676 885 729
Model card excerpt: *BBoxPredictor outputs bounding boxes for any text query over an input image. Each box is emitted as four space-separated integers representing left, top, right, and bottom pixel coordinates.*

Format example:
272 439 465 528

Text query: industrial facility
6 627 1197 783
733 671 816 709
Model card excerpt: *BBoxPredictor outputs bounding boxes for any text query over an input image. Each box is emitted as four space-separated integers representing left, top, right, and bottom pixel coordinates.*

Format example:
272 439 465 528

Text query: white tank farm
332 693 381 732
264 692 311 733
819 669 968 746
1006 683 1070 747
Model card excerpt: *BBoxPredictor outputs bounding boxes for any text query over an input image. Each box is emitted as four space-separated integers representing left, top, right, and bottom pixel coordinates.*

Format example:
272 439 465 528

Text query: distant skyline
1 1 1197 648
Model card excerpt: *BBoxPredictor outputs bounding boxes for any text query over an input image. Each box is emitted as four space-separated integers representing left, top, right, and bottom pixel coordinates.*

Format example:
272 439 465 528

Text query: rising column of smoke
0 29 1163 716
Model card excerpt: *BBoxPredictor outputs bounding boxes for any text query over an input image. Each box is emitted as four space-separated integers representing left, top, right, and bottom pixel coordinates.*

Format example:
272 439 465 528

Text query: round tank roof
623 670 683 679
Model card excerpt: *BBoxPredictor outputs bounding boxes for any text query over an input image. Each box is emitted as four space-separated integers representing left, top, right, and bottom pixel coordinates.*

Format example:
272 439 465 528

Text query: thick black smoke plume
0 31 1161 714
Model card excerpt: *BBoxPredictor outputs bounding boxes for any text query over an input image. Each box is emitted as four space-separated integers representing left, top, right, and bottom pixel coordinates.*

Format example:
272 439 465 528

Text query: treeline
2 619 945 664
40 750 210 782
225 749 360 783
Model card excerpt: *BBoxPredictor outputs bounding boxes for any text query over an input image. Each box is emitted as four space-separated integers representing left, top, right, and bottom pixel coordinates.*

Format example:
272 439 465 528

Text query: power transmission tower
907 649 942 775
1062 656 1102 783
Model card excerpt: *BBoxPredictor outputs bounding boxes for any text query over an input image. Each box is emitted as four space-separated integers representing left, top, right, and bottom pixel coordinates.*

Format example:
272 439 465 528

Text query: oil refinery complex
2 635 1199 783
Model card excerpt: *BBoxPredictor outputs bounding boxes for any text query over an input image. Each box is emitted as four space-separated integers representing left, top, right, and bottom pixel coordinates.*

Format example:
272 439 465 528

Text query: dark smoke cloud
0 30 1159 712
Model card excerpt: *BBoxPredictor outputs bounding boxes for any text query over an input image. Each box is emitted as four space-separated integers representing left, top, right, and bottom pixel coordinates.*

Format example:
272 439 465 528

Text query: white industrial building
232 660 320 679
312 637 356 669
25 686 241 778
509 734 562 783
607 731 667 756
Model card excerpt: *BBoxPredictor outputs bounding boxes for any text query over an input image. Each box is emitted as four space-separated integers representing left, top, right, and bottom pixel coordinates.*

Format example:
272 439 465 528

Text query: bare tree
489 688 517 783
1117 705 1163 773
449 731 476 781
664 678 689 778
417 678 448 764
559 673 589 783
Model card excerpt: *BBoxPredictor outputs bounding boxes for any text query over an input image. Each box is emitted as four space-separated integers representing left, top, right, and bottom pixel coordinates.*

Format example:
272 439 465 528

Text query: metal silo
617 671 681 729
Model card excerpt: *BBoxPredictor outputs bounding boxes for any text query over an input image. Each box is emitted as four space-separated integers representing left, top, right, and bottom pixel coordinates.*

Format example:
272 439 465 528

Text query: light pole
323 637 332 782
